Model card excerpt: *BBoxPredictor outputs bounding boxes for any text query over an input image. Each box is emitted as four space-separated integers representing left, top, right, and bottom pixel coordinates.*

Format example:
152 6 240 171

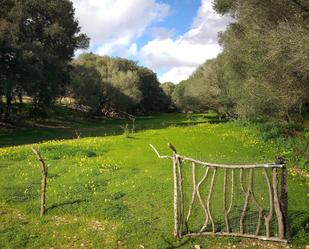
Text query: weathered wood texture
31 147 48 216
150 144 289 243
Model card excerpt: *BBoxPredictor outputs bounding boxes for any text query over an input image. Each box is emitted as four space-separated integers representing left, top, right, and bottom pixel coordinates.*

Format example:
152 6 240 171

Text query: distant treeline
164 0 309 123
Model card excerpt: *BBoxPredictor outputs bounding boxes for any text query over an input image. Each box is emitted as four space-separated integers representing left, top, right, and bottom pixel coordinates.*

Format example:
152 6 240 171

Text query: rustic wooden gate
150 144 289 243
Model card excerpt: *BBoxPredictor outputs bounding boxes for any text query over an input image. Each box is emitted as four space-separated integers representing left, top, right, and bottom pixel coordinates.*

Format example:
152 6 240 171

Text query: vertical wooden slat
272 168 284 239
278 158 289 239
239 168 253 234
172 155 179 237
224 169 234 232
250 169 263 236
263 168 273 238
223 169 228 231
186 162 196 230
207 168 217 233
177 157 184 236
199 167 210 232
168 143 180 237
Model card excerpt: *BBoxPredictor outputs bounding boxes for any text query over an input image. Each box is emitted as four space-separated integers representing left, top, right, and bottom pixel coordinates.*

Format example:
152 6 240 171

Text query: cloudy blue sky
72 0 231 83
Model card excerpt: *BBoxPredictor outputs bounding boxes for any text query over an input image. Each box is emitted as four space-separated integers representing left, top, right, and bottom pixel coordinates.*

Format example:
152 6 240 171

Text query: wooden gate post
168 143 180 237
276 157 289 239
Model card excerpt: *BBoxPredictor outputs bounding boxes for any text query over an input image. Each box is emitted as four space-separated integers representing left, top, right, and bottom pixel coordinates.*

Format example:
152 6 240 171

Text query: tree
71 53 170 115
161 82 177 112
0 0 89 119
69 64 103 113
137 67 170 113
212 0 309 122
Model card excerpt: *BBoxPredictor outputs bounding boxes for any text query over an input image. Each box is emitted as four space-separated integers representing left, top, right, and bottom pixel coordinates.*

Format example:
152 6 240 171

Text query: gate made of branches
150 144 289 243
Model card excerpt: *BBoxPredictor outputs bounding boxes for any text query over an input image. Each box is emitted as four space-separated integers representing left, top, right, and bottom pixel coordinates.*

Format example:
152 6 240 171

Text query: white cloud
139 0 231 83
159 67 196 83
72 0 170 56
140 38 222 70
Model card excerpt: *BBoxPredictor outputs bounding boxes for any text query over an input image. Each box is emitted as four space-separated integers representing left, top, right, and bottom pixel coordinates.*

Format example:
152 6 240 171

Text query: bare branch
149 144 172 159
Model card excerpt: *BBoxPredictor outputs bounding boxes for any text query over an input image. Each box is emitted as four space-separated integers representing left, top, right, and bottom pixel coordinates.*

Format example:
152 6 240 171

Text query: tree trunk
18 87 23 108
4 94 12 120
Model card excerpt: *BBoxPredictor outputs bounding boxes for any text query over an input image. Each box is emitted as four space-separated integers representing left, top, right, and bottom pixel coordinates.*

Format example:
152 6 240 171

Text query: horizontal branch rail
185 232 287 243
150 144 284 169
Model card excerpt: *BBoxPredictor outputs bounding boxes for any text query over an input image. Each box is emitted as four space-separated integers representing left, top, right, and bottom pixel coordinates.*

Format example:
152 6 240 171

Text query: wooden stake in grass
31 147 48 216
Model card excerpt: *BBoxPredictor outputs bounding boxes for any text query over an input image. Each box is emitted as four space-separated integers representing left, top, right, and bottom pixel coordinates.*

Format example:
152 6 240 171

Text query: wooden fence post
168 143 179 237
272 167 284 239
31 147 48 216
277 157 289 239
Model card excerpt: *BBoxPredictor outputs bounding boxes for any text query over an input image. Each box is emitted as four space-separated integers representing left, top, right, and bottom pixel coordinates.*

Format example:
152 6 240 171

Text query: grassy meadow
0 113 308 248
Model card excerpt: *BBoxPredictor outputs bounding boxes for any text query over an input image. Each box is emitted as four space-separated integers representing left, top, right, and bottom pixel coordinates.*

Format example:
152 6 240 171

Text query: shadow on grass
0 113 216 148
161 236 192 249
46 199 88 213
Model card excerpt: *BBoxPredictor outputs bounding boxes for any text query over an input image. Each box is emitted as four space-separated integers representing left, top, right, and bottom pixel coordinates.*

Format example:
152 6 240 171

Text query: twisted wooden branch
239 169 253 234
198 167 210 232
224 169 234 232
239 169 263 235
263 168 273 238
206 168 217 233
186 162 196 229
31 147 48 216
272 168 284 239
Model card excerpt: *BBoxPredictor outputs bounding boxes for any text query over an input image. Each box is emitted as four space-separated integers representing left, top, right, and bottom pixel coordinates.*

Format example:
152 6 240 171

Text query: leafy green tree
137 67 169 113
71 53 169 115
0 0 89 119
108 70 142 112
212 0 309 122
161 82 177 112
69 64 103 113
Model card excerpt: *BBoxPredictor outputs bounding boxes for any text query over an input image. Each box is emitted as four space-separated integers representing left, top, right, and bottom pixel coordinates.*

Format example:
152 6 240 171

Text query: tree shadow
161 235 193 249
46 199 88 213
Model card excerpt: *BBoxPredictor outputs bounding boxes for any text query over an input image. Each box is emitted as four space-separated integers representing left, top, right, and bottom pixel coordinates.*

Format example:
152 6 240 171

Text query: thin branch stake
31 147 48 216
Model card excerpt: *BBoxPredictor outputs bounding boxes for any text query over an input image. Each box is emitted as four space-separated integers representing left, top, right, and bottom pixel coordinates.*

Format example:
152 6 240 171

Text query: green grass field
0 113 308 248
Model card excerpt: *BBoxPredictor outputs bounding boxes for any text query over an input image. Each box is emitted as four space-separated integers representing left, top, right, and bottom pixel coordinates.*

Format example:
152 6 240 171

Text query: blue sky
72 0 230 83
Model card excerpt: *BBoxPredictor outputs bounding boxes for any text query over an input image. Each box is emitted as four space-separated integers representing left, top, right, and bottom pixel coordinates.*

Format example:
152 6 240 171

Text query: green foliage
70 53 169 115
69 64 102 112
216 0 309 121
0 0 89 119
176 0 309 123
172 58 234 116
